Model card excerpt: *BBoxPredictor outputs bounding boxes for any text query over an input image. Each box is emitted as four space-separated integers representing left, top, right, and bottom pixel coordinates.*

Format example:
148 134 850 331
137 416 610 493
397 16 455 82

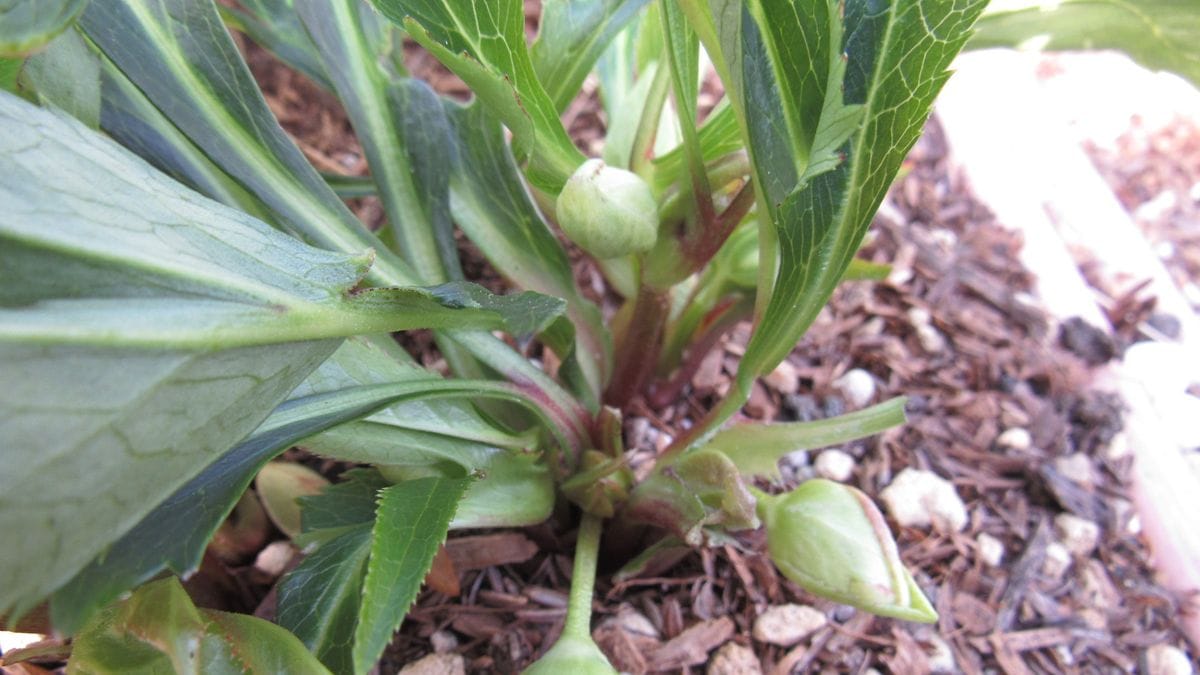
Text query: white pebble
1106 432 1132 460
764 360 799 394
430 630 458 653
915 324 948 353
995 427 1032 452
833 369 876 408
814 449 855 482
1055 513 1101 557
253 540 296 577
1054 453 1096 488
752 604 827 647
1041 542 1072 581
707 642 763 675
398 652 465 675
926 634 957 673
976 533 1005 566
880 468 968 532
1145 644 1194 675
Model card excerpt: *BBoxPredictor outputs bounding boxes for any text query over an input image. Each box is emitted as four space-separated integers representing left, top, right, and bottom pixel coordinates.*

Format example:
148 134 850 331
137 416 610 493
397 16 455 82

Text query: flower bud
522 635 618 675
556 159 658 259
757 479 937 622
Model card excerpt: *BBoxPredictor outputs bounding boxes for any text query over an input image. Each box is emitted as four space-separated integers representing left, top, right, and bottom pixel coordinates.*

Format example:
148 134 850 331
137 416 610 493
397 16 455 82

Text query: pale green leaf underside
0 0 89 56
970 0 1200 90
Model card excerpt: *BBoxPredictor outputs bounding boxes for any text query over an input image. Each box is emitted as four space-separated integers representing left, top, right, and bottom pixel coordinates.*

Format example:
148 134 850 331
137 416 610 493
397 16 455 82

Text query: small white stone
253 540 296 577
429 630 458 653
915 324 948 353
707 642 763 675
1144 644 1194 675
764 360 799 394
976 533 1005 566
907 307 932 326
1054 513 1101 557
1054 453 1096 488
880 468 968 532
752 604 827 647
398 652 465 675
1106 432 1132 461
605 606 660 639
833 369 876 409
995 427 1032 452
1041 542 1072 581
814 449 856 482
925 634 957 673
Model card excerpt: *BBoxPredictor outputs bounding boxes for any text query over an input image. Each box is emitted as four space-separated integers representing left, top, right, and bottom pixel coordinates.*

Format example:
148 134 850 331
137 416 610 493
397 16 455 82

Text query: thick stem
564 512 604 639
603 286 671 409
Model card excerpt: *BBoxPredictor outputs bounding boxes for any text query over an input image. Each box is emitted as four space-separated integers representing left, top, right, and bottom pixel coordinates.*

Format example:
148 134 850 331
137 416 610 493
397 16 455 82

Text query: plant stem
564 512 604 639
604 286 670 408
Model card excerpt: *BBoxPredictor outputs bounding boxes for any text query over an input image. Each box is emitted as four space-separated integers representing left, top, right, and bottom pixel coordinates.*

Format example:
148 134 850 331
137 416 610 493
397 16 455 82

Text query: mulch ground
11 19 1185 675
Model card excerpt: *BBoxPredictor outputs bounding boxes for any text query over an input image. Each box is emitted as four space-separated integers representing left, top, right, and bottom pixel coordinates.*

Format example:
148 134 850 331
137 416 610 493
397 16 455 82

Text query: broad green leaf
278 526 373 675
79 0 420 287
352 477 470 675
324 172 377 198
704 398 906 479
446 102 610 402
47 377 543 635
690 0 986 444
0 91 549 620
296 337 528 450
970 0 1200 90
531 0 651 112
297 0 460 284
68 577 332 675
369 0 586 193
280 472 385 674
79 0 590 448
20 28 100 128
0 0 89 56
297 338 553 529
98 58 273 220
219 0 333 91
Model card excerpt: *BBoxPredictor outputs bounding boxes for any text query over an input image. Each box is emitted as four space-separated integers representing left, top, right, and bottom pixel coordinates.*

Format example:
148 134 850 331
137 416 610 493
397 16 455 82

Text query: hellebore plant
9 0 1174 672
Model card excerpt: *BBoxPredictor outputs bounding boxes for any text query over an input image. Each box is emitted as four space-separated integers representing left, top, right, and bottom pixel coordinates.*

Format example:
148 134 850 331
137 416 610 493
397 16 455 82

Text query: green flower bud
522 635 618 675
757 479 937 623
556 158 658 259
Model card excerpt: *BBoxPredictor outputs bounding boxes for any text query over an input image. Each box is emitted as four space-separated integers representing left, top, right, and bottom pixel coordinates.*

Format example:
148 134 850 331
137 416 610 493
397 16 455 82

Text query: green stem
564 512 604 640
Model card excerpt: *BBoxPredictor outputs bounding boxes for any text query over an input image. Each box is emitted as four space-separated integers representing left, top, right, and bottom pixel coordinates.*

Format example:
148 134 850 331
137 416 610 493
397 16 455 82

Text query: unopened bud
556 159 658 259
757 479 937 622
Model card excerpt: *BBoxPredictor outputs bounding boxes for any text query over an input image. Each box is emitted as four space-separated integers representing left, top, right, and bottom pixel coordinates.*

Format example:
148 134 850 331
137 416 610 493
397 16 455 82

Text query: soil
13 17 1194 675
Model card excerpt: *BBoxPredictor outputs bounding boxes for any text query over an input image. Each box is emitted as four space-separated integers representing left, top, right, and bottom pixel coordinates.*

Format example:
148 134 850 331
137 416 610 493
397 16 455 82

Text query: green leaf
689 0 986 442
352 477 470 675
219 0 333 91
0 91 547 620
46 376 538 635
0 56 22 91
970 0 1200 90
20 28 100 128
98 58 273 219
296 0 460 283
369 0 586 193
0 0 89 56
277 526 373 675
531 0 651 112
68 577 332 675
650 99 741 192
79 0 420 287
446 101 610 402
704 398 907 480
